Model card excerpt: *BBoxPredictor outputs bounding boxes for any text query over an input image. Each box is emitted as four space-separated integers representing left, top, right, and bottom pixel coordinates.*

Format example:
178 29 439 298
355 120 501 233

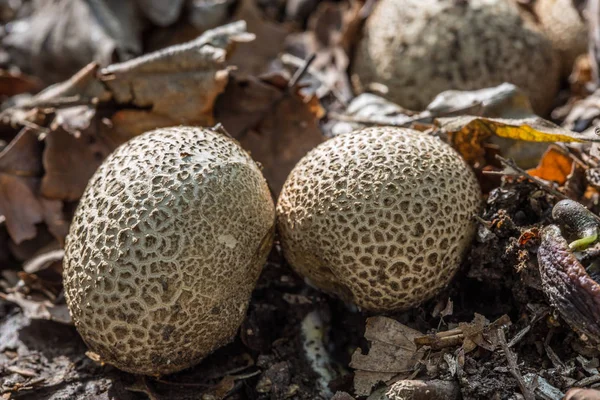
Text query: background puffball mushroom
352 0 559 115
63 126 275 375
276 127 482 312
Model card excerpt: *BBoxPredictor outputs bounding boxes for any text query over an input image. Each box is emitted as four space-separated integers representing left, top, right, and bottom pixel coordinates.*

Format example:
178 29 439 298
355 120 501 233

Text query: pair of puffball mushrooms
62 0 584 376
63 126 481 376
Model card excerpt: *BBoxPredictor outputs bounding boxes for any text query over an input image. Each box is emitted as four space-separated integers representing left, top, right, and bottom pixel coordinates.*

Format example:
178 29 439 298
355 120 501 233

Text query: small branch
281 53 349 106
288 53 317 89
488 155 569 201
490 155 600 225
498 327 535 400
212 122 233 139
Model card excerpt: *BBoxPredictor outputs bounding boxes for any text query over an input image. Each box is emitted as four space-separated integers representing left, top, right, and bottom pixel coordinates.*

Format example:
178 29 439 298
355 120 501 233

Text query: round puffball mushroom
276 127 481 312
63 126 275 375
352 0 559 115
535 0 588 77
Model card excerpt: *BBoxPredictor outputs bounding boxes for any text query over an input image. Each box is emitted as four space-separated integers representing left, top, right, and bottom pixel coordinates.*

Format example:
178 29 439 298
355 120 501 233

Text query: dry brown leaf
40 124 129 202
100 21 250 129
437 115 598 164
0 129 45 244
3 0 142 83
0 292 71 324
349 316 425 397
229 0 291 76
0 70 43 97
527 146 574 185
215 74 325 195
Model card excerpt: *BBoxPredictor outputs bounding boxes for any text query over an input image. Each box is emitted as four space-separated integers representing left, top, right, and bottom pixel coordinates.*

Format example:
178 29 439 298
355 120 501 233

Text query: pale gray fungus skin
352 0 560 115
63 126 275 376
277 127 482 312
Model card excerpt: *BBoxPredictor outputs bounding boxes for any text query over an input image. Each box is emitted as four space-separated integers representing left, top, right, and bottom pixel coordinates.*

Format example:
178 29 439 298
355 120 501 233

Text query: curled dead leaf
215 73 325 194
437 115 598 165
0 292 71 325
229 0 291 76
349 316 425 397
0 128 45 244
527 146 574 185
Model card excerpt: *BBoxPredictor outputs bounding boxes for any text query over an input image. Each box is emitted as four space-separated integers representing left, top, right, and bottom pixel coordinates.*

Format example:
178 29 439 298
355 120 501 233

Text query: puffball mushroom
535 0 588 77
352 0 559 115
276 127 481 312
63 126 275 375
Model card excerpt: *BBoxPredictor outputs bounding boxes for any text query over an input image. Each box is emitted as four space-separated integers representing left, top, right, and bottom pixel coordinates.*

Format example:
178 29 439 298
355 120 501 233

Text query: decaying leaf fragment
228 0 291 76
349 316 425 397
527 146 574 185
537 225 600 343
437 115 600 164
215 73 325 194
2 0 142 83
101 21 254 132
414 314 511 353
0 128 65 245
0 292 71 325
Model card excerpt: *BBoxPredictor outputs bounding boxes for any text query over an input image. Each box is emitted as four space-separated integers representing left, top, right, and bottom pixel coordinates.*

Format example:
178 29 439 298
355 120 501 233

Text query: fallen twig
498 327 535 400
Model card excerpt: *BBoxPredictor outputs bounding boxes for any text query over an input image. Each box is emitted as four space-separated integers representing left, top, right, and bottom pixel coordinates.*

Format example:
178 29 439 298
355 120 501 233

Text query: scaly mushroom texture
63 126 275 375
277 127 482 312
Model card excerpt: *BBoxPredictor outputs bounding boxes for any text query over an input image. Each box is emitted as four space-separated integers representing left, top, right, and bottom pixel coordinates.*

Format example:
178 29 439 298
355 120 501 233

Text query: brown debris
528 145 575 185
386 379 460 400
349 316 425 397
229 0 291 76
215 73 325 194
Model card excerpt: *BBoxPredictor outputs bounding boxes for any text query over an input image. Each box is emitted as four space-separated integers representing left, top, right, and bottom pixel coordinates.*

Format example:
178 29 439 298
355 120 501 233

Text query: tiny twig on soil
280 53 349 106
212 122 233 139
574 373 600 387
487 155 568 201
288 53 317 89
489 155 600 226
544 330 566 370
498 327 535 400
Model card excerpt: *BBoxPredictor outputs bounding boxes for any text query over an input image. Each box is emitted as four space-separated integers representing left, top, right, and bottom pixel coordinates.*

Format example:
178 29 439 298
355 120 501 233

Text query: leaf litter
2 1 600 399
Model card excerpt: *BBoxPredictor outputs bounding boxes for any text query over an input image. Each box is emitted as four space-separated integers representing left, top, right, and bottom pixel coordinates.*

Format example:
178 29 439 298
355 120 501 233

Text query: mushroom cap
535 0 588 77
63 126 275 375
352 0 559 115
276 127 481 312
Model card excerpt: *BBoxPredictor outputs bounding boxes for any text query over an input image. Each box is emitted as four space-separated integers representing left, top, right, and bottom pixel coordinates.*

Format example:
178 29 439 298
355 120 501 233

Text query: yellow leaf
437 115 599 164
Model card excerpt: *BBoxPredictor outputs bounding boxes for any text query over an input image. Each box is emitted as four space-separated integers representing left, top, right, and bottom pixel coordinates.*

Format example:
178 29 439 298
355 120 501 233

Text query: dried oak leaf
0 70 42 98
0 292 71 325
2 0 142 83
437 115 599 165
100 21 252 134
228 0 291 76
349 316 425 397
527 145 574 185
40 113 131 202
214 73 325 195
0 128 54 244
330 84 537 137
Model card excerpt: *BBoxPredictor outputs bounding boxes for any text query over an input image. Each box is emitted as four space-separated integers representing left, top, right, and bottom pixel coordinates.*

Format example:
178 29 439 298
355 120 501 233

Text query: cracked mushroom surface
63 126 275 375
276 127 482 312
352 0 559 115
